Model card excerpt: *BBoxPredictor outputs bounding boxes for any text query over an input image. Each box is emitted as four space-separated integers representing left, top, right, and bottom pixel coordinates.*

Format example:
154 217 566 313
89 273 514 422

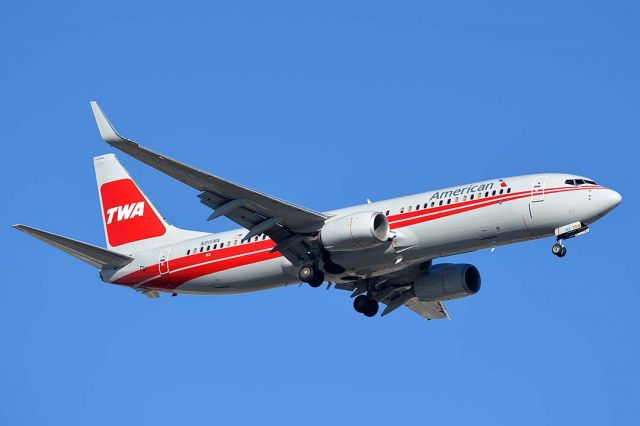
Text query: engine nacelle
413 263 481 302
320 211 390 252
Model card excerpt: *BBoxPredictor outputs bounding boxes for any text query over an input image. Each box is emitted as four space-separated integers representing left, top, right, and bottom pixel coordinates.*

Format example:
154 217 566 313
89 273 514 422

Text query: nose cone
603 189 622 212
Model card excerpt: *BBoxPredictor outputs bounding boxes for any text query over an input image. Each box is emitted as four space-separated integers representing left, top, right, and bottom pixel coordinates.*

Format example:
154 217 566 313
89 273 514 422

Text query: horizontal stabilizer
13 224 134 270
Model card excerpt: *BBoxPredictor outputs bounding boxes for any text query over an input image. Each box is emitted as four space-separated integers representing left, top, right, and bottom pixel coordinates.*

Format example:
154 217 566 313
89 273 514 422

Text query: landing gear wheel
299 265 325 287
308 270 325 288
353 295 369 313
558 246 567 257
552 243 564 257
353 295 379 317
298 265 314 282
362 298 379 317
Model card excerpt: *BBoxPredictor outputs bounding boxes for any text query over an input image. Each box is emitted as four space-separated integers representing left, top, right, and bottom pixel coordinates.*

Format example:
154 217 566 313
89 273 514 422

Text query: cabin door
159 248 171 275
531 176 548 203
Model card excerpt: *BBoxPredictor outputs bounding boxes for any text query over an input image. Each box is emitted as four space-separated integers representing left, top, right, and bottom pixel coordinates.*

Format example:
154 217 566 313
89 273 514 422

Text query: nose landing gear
552 242 567 257
551 221 590 258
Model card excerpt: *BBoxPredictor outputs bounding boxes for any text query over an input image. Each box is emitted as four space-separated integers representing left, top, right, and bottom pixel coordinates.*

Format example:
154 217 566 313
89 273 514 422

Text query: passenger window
423 203 428 209
431 202 435 207
187 249 190 255
220 243 224 248
507 188 511 193
485 192 489 197
499 189 503 195
400 207 405 213
407 206 412 212
454 197 459 203
463 196 467 201
439 200 443 206
416 204 420 210
447 199 451 205
213 244 217 249
385 210 390 216
200 247 204 253
470 194 474 200
492 190 496 196
207 245 210 251
262 235 267 240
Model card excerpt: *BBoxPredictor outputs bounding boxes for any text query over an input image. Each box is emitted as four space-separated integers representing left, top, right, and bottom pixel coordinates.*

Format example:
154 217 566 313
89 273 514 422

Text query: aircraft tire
353 295 368 313
298 265 314 282
362 298 379 317
552 243 563 256
308 269 325 287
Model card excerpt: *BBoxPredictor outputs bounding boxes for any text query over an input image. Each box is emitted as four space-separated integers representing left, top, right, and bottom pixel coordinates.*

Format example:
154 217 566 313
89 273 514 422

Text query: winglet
90 101 127 145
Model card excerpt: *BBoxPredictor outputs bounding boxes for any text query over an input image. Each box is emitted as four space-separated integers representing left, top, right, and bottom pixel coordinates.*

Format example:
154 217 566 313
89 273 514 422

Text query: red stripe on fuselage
138 247 282 290
114 185 604 289
114 239 277 286
389 186 601 229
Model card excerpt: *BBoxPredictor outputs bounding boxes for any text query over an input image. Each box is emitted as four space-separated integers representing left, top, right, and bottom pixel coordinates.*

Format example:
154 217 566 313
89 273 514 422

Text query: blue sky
1 1 638 424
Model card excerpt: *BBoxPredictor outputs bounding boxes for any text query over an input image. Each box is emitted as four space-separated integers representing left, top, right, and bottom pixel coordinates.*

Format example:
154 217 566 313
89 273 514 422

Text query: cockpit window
566 178 597 186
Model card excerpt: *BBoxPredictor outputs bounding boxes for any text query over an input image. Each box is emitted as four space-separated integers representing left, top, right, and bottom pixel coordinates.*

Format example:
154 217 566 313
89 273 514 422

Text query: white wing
90 101 327 264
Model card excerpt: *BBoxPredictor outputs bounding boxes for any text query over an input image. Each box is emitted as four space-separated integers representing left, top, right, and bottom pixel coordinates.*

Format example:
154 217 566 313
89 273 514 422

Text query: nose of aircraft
603 189 622 212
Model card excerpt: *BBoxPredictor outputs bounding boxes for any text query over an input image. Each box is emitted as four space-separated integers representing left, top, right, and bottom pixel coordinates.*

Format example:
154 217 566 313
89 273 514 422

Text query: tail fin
94 154 201 253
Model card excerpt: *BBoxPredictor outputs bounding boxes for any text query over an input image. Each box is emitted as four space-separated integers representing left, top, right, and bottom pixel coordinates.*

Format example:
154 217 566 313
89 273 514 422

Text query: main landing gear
298 264 325 288
552 242 567 258
353 294 379 317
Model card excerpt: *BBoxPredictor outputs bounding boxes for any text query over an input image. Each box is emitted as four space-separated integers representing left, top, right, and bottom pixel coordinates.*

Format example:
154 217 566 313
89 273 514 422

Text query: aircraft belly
176 257 294 294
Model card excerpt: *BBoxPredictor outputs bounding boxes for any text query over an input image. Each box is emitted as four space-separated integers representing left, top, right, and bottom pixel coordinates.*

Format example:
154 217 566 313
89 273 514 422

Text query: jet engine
320 211 390 252
413 263 481 302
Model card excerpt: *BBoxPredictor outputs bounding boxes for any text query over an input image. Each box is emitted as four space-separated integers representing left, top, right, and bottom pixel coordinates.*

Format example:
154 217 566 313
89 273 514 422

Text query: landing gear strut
353 294 379 317
298 265 325 288
552 241 567 258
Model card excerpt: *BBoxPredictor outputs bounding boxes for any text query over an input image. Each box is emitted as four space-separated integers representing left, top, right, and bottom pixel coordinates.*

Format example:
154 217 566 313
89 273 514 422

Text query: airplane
13 102 623 319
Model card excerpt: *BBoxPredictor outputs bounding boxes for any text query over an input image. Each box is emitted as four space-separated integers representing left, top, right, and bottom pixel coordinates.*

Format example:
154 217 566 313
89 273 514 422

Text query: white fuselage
101 173 621 294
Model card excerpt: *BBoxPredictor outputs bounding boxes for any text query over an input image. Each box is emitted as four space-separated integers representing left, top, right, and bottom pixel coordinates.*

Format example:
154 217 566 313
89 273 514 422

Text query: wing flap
405 298 450 320
13 224 134 270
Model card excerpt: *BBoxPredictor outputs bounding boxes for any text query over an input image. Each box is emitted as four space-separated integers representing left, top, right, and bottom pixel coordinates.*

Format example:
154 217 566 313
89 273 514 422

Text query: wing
13 224 134 270
90 102 327 264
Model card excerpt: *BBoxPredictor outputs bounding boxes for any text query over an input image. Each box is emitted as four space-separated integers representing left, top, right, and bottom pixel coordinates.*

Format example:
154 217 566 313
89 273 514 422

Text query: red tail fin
95 154 170 251
100 178 166 247
94 153 208 253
